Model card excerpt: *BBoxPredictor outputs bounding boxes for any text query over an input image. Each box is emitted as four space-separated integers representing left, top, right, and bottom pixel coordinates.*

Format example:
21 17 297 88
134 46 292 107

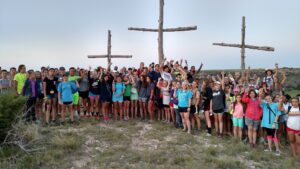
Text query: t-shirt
14 73 27 94
232 103 244 118
124 84 132 97
0 79 10 88
43 77 58 95
58 81 77 102
89 78 100 95
161 87 170 105
212 89 225 111
224 93 234 112
191 88 200 105
263 76 274 89
176 89 193 108
161 71 173 82
261 102 281 129
287 107 300 130
78 76 89 92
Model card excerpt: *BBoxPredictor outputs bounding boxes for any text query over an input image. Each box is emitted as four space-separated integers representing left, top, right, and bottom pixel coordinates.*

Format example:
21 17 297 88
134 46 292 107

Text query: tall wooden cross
213 16 275 73
128 0 197 64
87 30 132 70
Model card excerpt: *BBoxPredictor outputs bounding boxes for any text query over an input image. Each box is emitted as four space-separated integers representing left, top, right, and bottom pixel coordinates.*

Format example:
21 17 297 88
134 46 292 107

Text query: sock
207 127 212 134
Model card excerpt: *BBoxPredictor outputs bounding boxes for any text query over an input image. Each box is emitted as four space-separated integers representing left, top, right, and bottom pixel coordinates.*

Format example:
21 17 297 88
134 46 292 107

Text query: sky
0 0 300 70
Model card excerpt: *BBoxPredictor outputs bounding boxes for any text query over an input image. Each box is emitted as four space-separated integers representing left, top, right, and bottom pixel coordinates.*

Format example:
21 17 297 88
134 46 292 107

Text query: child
14 64 27 95
130 71 139 119
112 76 125 121
0 70 12 94
230 94 244 140
22 70 38 122
123 75 131 120
58 74 78 124
35 71 44 122
88 70 100 119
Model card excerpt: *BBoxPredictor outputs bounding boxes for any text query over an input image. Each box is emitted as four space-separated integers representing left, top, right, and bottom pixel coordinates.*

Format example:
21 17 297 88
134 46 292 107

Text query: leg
51 98 57 121
61 104 66 122
45 99 52 124
248 125 253 145
113 102 118 121
184 112 191 133
214 114 219 134
180 113 186 131
218 114 224 135
287 131 296 156
295 133 300 156
69 104 74 122
205 111 212 134
119 102 123 120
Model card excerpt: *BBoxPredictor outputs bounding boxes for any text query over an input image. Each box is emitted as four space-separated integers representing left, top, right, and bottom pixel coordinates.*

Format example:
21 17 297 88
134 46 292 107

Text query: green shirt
14 73 27 94
68 75 80 82
124 84 132 97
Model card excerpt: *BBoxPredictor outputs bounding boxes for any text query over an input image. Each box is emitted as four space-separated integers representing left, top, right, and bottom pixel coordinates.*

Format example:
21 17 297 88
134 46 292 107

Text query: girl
58 74 78 124
0 70 12 94
158 78 171 123
210 72 225 137
100 74 112 123
130 70 139 119
88 70 101 119
43 68 58 125
35 71 44 122
175 81 193 134
242 89 262 148
112 76 125 121
22 71 37 122
286 97 300 157
191 81 201 130
230 94 244 140
123 75 131 120
156 78 164 121
14 64 27 95
172 81 182 128
78 68 89 117
260 95 283 156
146 76 155 122
138 75 148 120
202 80 213 136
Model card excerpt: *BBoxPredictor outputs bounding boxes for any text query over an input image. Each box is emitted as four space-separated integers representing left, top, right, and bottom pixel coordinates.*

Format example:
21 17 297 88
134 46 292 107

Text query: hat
59 67 65 71
214 81 221 85
233 87 240 93
265 69 273 74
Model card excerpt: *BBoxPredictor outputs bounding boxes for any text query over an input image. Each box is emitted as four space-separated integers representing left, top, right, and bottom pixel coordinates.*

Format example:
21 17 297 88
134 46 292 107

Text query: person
14 64 27 95
123 75 131 120
87 69 100 119
58 74 78 124
157 78 171 123
78 68 89 117
35 71 44 122
286 97 300 157
224 84 234 136
43 68 58 125
99 74 112 123
202 79 213 136
260 95 283 156
242 89 262 148
155 78 164 121
112 76 125 121
191 81 201 130
175 81 193 134
130 71 139 119
0 70 12 94
68 67 81 118
230 94 244 140
22 70 38 122
137 75 149 120
146 76 155 122
172 81 182 128
210 72 225 137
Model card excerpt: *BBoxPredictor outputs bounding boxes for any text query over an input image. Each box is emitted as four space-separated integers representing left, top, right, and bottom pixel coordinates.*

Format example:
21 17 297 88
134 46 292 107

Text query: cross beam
128 0 197 64
213 16 275 73
87 30 132 70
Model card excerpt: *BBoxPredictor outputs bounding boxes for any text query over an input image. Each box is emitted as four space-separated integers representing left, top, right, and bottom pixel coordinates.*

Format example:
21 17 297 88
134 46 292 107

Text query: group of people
0 60 299 157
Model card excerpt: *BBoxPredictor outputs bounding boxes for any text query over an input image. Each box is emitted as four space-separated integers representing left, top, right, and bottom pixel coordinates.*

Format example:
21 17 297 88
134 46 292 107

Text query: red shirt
242 93 262 120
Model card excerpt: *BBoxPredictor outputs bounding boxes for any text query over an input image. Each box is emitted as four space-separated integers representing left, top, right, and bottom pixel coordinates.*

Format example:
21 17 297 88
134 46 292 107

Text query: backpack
267 104 286 124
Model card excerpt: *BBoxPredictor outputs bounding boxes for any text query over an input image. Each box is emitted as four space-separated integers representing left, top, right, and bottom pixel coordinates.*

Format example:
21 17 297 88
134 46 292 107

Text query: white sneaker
275 150 281 156
264 148 272 152
206 133 212 137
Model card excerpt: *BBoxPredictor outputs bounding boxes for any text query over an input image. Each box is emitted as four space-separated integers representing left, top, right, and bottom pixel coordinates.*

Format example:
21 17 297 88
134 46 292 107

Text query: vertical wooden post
241 16 246 74
158 0 164 64
107 30 112 70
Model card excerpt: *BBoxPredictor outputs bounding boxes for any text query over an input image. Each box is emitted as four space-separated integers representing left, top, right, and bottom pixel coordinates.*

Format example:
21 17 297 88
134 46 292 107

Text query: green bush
0 94 27 142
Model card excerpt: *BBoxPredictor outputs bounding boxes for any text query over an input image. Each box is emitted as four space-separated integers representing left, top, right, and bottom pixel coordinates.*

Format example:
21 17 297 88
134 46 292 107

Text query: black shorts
101 98 111 103
163 104 170 108
37 94 44 100
156 99 164 109
179 107 188 113
63 101 73 105
213 109 224 114
190 105 197 114
79 91 89 99
124 96 131 101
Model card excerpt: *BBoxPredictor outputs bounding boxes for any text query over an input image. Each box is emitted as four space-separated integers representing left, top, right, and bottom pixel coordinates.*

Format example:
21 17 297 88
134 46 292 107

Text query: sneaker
275 150 281 156
264 148 272 152
206 133 212 137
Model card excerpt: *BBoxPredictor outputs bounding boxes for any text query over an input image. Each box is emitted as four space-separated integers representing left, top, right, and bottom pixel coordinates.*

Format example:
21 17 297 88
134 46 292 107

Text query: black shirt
43 77 58 95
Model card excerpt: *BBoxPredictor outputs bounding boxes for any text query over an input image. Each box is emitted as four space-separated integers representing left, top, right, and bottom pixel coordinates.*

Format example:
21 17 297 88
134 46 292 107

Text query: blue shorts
47 94 57 99
232 117 244 128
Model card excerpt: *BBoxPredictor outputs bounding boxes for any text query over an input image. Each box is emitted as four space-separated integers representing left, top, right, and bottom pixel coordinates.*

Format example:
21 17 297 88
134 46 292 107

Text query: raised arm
221 71 225 90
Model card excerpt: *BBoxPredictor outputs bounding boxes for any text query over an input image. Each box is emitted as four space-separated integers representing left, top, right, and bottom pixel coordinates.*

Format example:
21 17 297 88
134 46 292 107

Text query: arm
281 71 286 86
221 71 225 90
176 66 187 80
43 81 47 98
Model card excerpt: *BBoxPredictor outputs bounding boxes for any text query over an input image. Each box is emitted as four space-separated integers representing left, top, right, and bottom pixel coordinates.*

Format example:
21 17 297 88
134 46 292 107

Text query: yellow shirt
14 73 27 94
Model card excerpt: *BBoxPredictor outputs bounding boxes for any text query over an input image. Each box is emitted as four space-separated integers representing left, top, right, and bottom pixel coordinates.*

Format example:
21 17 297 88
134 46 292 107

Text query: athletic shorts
213 109 224 114
79 91 89 99
232 117 244 128
179 107 188 113
63 101 73 105
47 94 57 99
101 97 111 103
245 117 260 130
287 127 300 134
139 97 148 103
190 105 197 114
72 92 79 105
156 98 164 109
163 104 170 108
89 92 100 100
124 96 131 101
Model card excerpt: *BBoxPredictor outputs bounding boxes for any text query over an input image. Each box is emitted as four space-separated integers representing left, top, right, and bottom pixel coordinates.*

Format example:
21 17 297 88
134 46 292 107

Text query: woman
58 74 78 124
230 94 244 140
174 81 193 134
286 97 300 157
112 76 125 121
100 74 112 123
191 81 201 130
14 64 27 95
260 95 283 156
242 89 262 148
123 75 131 120
88 70 101 119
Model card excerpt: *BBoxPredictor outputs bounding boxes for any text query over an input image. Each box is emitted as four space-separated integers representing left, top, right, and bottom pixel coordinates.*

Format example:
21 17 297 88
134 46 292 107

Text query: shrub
0 94 27 142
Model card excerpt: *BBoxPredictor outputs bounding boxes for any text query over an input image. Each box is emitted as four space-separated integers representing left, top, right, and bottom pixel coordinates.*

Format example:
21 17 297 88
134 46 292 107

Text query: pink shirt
232 103 244 118
242 93 262 120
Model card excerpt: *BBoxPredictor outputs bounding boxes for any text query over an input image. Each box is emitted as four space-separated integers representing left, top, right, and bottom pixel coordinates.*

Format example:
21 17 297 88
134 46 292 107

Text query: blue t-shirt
58 81 77 102
176 89 193 108
261 102 281 129
112 82 125 102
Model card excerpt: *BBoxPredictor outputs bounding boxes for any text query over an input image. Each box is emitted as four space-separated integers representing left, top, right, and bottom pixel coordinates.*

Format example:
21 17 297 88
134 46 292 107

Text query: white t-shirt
287 107 300 130
161 71 173 82
161 87 170 105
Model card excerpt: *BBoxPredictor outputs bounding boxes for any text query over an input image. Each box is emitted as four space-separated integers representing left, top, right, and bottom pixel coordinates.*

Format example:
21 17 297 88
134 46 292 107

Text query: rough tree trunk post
87 30 132 69
128 0 197 65
213 16 275 74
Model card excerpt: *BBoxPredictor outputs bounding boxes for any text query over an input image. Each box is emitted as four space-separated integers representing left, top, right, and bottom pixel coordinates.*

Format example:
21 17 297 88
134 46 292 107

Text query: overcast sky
0 0 300 70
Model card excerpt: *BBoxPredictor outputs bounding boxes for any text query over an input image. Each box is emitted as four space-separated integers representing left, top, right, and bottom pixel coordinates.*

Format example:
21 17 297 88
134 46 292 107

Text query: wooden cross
213 16 275 73
128 0 197 64
87 30 132 70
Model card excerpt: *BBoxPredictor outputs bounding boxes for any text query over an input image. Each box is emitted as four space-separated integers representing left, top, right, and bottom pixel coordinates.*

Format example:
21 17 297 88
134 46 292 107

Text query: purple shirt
30 80 36 97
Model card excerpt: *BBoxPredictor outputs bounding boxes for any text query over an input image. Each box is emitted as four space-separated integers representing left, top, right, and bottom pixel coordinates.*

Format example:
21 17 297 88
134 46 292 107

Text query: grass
1 118 300 169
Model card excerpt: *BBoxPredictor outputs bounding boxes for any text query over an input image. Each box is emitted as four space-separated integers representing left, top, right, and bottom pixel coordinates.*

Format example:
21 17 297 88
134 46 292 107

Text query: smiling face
236 95 242 102
249 91 256 99
291 98 300 107
265 95 272 103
